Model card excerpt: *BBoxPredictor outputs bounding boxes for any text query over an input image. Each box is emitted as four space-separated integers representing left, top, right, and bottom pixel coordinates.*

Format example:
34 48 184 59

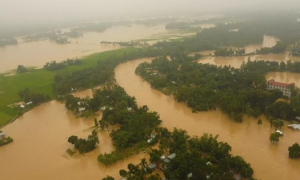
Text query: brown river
0 56 300 180
1 30 300 179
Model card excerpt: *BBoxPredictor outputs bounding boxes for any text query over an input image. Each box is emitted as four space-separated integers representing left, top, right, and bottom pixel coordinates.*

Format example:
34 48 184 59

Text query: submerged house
0 130 5 139
267 79 295 98
288 124 300 130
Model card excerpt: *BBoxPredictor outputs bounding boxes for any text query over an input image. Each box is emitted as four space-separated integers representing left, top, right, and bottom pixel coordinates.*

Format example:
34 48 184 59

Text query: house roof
168 153 176 159
267 79 295 88
148 163 157 169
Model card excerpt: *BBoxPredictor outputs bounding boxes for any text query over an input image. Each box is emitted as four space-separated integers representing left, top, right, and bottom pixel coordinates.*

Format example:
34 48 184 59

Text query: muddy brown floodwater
0 24 169 73
115 58 300 180
0 101 147 180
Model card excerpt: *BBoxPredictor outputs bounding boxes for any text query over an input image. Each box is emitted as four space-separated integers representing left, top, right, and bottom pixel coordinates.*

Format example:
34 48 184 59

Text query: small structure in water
0 130 5 139
288 124 300 130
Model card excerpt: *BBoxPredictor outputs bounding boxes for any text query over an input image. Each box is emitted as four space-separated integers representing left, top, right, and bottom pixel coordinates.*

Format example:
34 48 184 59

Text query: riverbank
0 48 137 127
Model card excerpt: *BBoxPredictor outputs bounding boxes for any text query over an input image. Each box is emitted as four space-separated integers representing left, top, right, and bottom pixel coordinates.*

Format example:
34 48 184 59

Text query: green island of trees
104 128 255 180
288 143 300 159
68 130 99 154
44 59 82 71
0 136 13 147
136 53 300 122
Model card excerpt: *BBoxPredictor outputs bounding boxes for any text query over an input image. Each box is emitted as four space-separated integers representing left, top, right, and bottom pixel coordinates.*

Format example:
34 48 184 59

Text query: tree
94 118 98 127
17 65 27 73
102 176 115 180
288 143 300 159
68 135 78 144
139 158 148 169
269 132 280 143
257 119 262 126
272 120 284 130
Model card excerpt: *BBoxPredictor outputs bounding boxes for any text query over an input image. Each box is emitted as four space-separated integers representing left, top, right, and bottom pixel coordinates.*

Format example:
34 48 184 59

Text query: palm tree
139 158 148 170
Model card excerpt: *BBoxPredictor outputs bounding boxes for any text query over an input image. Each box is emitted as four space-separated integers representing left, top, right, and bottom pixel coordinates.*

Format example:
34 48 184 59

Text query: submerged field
0 48 136 127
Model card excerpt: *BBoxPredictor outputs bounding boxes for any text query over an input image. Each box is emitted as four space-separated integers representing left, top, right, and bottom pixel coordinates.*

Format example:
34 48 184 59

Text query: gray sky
1 0 300 26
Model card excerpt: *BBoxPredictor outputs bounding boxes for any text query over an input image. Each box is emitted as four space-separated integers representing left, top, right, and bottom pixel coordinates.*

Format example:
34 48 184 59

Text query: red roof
268 79 295 88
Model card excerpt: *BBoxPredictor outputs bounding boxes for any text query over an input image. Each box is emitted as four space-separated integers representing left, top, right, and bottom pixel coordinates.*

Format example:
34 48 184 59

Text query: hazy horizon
1 0 300 27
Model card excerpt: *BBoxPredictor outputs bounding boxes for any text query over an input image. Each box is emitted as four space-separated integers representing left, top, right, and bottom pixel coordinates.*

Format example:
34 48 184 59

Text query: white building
0 130 5 139
267 79 295 98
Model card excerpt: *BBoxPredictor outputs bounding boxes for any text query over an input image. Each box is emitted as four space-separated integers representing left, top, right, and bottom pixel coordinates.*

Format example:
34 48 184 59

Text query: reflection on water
115 58 300 180
0 24 168 73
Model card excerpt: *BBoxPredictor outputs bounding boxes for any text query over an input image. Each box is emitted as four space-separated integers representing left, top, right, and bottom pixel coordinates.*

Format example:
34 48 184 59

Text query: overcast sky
1 0 300 26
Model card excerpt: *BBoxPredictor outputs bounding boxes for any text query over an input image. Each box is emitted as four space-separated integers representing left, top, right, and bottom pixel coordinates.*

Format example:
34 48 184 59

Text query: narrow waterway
115 58 300 180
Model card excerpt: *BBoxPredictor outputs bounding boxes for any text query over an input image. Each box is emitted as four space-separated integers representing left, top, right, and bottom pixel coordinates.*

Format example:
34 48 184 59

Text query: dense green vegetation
288 143 300 159
0 48 147 127
255 41 288 54
18 88 51 104
44 59 82 71
24 30 82 44
68 130 99 153
53 48 163 95
16 65 28 74
136 53 300 122
104 128 254 180
0 137 13 146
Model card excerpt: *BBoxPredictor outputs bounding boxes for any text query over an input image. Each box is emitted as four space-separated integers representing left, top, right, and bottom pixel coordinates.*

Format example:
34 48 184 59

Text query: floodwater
199 52 300 69
266 72 300 87
0 101 147 180
115 58 300 180
244 35 280 54
0 24 169 73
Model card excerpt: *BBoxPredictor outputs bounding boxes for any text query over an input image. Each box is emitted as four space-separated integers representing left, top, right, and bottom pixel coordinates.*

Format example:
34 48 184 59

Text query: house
288 124 300 130
78 107 86 112
100 106 107 110
187 172 192 178
267 79 295 98
148 163 157 169
276 130 283 135
26 101 33 105
167 153 176 159
20 104 25 108
0 130 5 139
147 138 153 143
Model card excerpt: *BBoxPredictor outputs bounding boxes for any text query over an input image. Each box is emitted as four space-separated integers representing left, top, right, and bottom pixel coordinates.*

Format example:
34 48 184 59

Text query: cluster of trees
136 52 299 122
16 65 28 74
101 41 149 47
214 48 245 56
288 143 300 159
53 48 164 95
104 128 254 180
0 137 13 147
44 59 81 71
165 22 202 31
291 42 300 56
255 41 287 54
67 130 99 153
24 30 82 44
18 88 50 105
61 85 160 164
0 38 18 46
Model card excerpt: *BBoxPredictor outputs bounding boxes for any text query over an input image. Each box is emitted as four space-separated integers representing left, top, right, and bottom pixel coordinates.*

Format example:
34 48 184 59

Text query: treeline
53 48 164 95
100 41 149 47
214 48 246 56
0 38 17 46
44 59 81 71
18 88 50 105
24 30 82 44
255 41 287 54
136 53 300 122
104 129 254 180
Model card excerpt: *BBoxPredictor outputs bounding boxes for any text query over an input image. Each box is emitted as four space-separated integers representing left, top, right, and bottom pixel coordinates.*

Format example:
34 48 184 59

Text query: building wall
267 84 292 98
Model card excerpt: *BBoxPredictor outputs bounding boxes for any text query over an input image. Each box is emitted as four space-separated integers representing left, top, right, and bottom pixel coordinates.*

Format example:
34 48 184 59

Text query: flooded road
0 101 147 180
0 24 169 73
115 58 300 180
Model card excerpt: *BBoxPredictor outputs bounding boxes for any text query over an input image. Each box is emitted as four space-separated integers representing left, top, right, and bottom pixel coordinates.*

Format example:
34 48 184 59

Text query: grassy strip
0 48 138 127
